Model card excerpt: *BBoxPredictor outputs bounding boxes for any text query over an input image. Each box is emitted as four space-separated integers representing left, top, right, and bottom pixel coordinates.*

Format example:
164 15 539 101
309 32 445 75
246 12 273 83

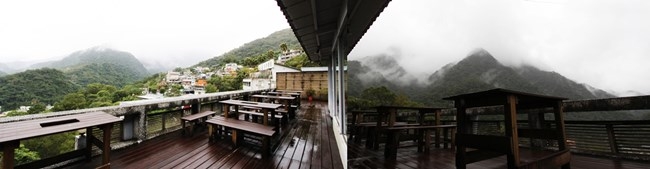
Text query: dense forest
0 68 79 111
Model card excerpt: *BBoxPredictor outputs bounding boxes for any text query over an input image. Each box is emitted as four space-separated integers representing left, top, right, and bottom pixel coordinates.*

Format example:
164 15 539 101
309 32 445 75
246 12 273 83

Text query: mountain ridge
194 28 300 67
29 47 149 87
350 49 615 106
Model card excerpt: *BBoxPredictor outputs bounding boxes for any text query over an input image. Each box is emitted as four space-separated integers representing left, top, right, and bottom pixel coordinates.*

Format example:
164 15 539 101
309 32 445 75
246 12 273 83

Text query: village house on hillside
276 49 303 64
243 59 299 90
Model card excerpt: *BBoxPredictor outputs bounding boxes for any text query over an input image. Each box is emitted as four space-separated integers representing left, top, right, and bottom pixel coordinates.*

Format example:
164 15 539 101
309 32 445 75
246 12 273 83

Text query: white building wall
271 65 300 88
243 78 271 90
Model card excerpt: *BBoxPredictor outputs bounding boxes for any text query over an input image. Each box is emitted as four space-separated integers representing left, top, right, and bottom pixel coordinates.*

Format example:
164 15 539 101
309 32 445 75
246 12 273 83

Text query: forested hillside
194 28 300 67
30 47 149 87
349 49 615 108
0 68 78 111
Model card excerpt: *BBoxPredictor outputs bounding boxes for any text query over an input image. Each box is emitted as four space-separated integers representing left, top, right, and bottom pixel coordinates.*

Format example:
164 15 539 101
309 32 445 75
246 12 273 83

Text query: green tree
52 93 87 111
27 100 46 114
5 110 29 117
22 132 76 160
280 43 288 53
205 84 218 93
14 144 41 165
284 53 319 69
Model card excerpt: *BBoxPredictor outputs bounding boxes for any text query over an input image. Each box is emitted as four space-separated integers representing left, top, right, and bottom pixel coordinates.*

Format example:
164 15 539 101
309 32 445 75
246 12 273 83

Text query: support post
2 141 18 169
102 124 112 166
504 95 520 168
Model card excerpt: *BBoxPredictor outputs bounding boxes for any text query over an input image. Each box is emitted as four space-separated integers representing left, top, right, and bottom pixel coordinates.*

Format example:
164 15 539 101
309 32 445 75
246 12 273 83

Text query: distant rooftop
300 66 347 72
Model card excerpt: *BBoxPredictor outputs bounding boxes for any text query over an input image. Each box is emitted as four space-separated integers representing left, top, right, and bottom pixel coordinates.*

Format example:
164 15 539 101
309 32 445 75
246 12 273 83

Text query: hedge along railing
0 89 272 168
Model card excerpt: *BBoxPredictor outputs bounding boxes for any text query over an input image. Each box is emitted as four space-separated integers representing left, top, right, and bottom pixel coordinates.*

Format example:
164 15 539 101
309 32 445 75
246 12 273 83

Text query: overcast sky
350 0 650 95
1 0 649 95
0 0 289 68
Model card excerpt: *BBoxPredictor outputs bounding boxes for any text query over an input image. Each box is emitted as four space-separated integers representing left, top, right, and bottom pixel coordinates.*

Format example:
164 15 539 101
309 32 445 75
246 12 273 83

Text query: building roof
275 0 392 63
301 66 347 72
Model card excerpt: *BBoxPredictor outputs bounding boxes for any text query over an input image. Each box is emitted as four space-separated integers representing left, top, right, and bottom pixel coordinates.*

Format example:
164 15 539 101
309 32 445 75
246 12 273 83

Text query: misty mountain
0 70 6 77
194 28 300 67
357 55 421 86
0 63 13 74
30 47 149 87
0 68 79 111
350 49 615 106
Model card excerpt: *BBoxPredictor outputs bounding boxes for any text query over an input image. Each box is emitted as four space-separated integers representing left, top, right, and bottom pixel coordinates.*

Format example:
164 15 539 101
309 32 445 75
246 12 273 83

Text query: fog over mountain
349 0 650 96
350 49 616 106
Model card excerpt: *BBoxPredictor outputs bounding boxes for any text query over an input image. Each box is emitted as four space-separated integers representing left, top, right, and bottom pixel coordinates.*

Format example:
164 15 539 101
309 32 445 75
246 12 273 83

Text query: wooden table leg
424 129 432 153
262 137 271 159
85 127 93 161
208 123 214 142
2 141 19 169
384 129 400 160
181 120 186 135
102 124 112 167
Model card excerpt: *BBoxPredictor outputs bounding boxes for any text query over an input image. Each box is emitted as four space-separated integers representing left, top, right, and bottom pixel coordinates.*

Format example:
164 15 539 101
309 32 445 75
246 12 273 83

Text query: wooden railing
349 95 650 161
1 89 271 168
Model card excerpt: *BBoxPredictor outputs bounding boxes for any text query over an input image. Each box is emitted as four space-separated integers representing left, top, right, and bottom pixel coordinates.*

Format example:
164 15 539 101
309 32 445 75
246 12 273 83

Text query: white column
337 40 346 134
331 51 338 117
327 59 334 116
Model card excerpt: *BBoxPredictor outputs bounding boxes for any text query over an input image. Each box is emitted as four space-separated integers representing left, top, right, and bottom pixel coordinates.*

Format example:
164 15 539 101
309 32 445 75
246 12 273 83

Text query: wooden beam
504 94 520 168
89 134 105 150
518 128 561 140
2 141 18 169
102 124 112 166
563 95 650 112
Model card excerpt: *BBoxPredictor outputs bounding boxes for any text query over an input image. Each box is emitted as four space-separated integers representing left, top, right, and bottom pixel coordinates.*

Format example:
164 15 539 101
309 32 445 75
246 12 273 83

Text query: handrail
4 89 272 168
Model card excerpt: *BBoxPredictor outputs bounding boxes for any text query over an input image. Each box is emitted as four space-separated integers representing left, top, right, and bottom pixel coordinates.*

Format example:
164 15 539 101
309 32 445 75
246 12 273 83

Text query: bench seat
384 125 457 160
181 111 216 136
206 116 276 158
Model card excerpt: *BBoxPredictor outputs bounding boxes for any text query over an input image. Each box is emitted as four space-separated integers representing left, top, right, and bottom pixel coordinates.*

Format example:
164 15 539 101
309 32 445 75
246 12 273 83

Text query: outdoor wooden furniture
384 124 457 160
238 110 285 125
443 88 571 169
219 100 282 128
274 90 302 106
349 110 378 142
251 94 297 119
369 106 446 150
206 116 276 158
181 111 216 136
0 112 121 169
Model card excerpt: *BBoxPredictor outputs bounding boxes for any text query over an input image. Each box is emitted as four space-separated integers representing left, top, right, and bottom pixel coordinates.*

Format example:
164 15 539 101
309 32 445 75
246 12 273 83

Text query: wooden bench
361 122 421 149
384 125 457 160
181 111 216 136
206 116 276 158
238 110 284 127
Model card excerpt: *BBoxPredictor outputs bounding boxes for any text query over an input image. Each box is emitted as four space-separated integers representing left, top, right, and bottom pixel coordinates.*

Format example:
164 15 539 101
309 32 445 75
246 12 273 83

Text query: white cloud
349 0 650 95
0 0 289 67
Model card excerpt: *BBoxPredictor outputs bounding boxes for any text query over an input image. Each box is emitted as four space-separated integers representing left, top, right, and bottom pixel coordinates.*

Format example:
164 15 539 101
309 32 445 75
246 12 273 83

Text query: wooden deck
67 102 343 169
348 142 650 169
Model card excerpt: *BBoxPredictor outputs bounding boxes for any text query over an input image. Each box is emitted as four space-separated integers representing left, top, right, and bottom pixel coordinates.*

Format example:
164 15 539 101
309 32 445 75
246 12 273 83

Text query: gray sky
350 0 650 96
0 0 289 68
2 0 649 95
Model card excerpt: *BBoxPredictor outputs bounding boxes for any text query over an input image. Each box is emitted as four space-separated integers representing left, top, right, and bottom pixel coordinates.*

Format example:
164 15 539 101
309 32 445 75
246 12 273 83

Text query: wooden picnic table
264 91 302 107
385 124 457 160
369 105 447 150
443 88 571 169
251 94 297 119
0 112 121 169
219 100 282 127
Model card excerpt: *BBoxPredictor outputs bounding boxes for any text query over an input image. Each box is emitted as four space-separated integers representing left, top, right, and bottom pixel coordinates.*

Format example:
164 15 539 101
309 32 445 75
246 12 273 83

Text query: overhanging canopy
276 0 391 63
